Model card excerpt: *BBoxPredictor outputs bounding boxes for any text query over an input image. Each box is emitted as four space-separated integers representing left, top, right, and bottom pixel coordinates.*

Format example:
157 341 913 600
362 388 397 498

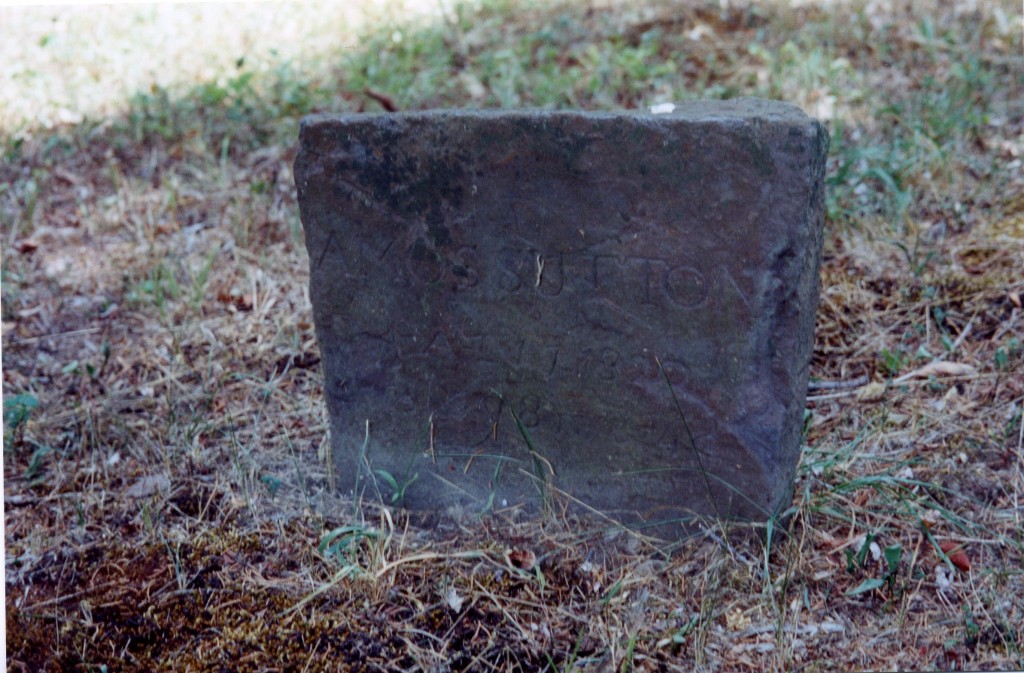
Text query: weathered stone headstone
295 99 828 536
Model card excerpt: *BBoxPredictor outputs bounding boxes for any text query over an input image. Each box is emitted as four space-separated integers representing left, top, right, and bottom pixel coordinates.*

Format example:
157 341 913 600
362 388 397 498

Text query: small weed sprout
318 524 384 568
4 393 39 448
493 390 555 513
187 245 220 311
844 536 904 597
373 468 418 506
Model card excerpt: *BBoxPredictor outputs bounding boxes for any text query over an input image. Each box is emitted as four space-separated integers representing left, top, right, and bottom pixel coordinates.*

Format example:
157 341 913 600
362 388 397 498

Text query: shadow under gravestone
295 99 829 539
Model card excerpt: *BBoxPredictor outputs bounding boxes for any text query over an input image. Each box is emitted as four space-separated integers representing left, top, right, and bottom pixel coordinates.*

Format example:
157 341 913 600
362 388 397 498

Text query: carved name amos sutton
295 100 829 537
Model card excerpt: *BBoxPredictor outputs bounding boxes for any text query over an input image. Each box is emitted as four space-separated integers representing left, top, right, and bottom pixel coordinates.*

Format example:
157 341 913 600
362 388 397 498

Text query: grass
2 0 1023 670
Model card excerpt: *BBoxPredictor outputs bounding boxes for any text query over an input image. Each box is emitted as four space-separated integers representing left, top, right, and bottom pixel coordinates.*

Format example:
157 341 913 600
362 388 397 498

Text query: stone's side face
295 100 829 535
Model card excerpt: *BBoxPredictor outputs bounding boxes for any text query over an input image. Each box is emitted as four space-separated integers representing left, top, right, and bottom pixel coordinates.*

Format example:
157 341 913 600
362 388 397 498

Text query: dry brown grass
3 1 1023 671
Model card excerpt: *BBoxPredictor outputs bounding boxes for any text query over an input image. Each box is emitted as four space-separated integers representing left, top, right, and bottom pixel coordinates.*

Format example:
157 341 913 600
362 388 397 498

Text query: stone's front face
295 100 829 536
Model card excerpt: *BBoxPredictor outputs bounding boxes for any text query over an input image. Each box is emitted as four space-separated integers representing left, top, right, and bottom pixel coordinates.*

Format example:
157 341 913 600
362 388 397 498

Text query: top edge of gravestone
298 98 819 139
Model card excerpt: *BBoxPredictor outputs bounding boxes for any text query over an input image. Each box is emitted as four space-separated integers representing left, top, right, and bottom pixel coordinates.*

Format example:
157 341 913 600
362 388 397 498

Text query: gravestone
295 99 828 536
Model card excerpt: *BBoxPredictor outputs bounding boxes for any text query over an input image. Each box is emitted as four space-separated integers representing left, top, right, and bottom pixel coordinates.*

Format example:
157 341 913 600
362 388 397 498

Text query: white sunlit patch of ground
0 0 456 133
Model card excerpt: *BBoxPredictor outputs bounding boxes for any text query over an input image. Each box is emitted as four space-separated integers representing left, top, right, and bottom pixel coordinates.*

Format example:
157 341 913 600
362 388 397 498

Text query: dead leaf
217 291 253 311
125 474 171 498
364 88 397 112
938 541 971 572
445 586 464 612
856 381 886 401
458 72 487 100
273 352 321 375
893 361 977 383
921 510 941 529
52 166 80 185
509 549 536 570
15 238 39 254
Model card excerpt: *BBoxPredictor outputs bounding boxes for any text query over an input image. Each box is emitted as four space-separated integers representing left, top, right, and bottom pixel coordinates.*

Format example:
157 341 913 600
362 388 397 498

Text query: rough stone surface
295 99 829 535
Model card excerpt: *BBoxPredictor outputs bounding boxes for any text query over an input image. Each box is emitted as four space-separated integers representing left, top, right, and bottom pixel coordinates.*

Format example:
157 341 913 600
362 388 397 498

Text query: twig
539 479 661 551
656 355 722 524
945 317 974 357
806 389 863 402
5 492 80 507
364 88 397 112
373 550 488 581
807 375 870 391
22 578 126 610
991 307 1019 343
735 621 845 639
428 413 436 465
1017 408 1023 454
6 326 102 345
701 524 757 567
